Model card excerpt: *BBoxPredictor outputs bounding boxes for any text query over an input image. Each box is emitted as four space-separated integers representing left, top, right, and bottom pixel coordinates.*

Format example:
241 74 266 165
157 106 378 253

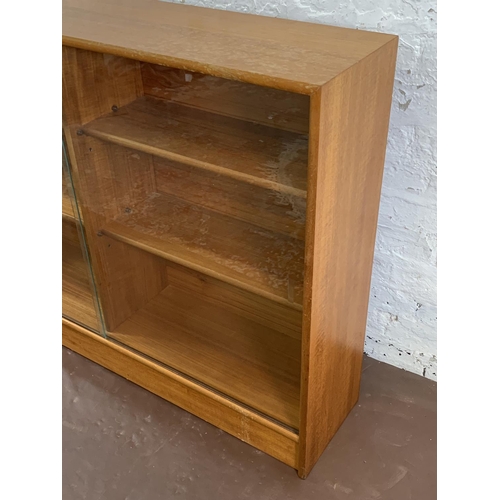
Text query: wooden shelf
63 223 100 331
102 192 304 309
110 281 301 428
83 96 309 198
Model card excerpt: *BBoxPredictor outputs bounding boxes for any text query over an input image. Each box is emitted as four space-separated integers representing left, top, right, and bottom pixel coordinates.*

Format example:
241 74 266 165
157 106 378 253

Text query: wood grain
62 7 398 476
62 45 143 126
62 172 75 222
141 64 310 134
63 319 299 468
298 38 398 478
62 0 395 93
63 47 168 331
83 96 308 198
64 134 169 331
101 191 305 309
109 265 301 428
165 263 303 340
62 219 100 331
153 157 306 240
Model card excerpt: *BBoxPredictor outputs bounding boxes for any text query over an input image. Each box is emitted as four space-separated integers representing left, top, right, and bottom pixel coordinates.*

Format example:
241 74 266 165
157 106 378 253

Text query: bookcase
62 0 398 478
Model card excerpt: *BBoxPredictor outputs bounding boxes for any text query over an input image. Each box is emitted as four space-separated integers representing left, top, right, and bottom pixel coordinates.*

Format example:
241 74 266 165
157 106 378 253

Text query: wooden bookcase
62 0 398 478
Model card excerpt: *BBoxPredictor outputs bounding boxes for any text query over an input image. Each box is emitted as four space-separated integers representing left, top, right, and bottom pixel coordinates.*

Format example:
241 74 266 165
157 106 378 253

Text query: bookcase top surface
62 0 396 94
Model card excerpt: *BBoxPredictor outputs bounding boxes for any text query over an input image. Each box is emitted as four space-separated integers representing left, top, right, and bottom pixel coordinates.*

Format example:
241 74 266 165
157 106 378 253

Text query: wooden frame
62 0 397 478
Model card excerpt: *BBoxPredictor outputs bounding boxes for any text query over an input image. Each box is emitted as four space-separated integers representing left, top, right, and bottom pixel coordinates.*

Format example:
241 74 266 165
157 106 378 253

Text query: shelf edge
101 226 304 312
62 211 76 223
82 127 308 200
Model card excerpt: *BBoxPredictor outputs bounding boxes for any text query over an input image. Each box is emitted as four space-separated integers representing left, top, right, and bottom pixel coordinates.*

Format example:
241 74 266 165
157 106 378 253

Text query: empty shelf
102 192 304 309
83 96 309 198
110 282 301 428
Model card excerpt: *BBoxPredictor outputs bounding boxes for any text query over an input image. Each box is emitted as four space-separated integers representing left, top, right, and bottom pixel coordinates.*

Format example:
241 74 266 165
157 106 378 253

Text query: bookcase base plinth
62 318 300 470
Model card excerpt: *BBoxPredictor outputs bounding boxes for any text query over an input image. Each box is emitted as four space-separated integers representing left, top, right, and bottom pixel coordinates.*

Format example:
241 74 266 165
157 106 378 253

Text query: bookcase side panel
298 38 398 478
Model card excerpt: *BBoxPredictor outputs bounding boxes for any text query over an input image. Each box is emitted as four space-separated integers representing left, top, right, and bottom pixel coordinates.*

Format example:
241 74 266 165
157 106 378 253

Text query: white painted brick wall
165 0 438 380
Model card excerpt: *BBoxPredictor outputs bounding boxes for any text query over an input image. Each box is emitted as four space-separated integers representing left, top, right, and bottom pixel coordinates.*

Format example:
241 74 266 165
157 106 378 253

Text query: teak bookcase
62 0 398 478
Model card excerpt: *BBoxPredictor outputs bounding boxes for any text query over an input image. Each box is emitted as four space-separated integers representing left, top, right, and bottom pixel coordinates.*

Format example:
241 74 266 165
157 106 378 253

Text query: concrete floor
62 348 436 499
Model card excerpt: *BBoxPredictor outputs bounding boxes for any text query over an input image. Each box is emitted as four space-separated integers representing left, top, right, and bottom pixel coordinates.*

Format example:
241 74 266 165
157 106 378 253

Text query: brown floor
62 348 436 499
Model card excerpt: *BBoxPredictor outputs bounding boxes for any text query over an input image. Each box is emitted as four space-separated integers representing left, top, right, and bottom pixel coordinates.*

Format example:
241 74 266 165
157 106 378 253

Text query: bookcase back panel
141 63 310 134
153 156 306 240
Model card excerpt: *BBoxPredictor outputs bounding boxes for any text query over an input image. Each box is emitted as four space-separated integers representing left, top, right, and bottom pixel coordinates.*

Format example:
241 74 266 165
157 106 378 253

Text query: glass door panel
62 140 105 336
